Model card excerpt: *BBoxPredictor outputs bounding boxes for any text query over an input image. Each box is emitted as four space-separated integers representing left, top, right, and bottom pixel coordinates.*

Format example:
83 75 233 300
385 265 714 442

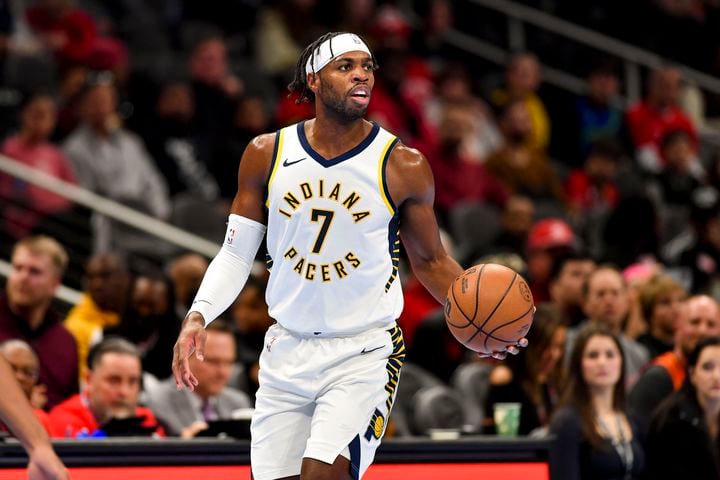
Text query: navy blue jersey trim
297 121 380 167
349 435 361 480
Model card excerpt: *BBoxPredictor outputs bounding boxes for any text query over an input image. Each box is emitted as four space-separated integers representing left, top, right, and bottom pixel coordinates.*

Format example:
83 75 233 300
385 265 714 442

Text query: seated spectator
488 52 550 151
549 324 645 480
140 80 220 201
105 274 181 380
62 72 171 253
567 266 650 385
676 188 720 294
485 100 565 206
0 93 77 240
145 321 250 437
622 260 663 341
548 252 597 327
487 195 535 257
0 340 52 432
426 101 509 224
570 58 627 164
230 276 274 399
636 274 686 359
625 66 698 174
630 295 720 434
64 253 130 383
525 218 577 304
565 139 621 219
653 129 703 206
25 0 97 68
166 253 209 319
646 336 720 480
48 337 164 438
484 305 566 435
0 236 78 409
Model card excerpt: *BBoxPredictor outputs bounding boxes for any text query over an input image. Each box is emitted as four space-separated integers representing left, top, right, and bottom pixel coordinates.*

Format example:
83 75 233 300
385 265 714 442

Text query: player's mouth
349 86 371 106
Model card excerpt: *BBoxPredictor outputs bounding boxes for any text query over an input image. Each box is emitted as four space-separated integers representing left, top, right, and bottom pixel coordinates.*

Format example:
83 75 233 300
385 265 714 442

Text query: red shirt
565 170 619 211
625 100 698 156
48 394 165 438
26 6 96 65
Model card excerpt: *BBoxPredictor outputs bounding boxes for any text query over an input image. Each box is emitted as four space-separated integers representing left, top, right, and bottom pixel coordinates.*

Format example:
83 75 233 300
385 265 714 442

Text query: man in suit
147 320 251 437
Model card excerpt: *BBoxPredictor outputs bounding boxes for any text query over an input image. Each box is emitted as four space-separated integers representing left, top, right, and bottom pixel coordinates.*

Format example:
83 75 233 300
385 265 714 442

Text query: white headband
305 33 372 75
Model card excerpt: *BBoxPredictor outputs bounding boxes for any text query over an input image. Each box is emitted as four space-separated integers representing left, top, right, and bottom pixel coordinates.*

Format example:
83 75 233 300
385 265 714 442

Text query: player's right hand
172 313 207 391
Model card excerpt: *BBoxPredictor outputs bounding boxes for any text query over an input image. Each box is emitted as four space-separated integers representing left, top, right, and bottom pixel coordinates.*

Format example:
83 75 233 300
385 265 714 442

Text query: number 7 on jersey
310 209 335 254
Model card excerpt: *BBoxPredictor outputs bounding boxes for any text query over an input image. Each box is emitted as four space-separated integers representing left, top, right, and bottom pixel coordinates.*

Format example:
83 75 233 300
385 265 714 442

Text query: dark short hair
87 336 140 370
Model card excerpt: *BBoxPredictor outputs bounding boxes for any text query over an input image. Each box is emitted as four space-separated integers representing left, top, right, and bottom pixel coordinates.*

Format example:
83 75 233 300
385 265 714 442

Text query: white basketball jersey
264 121 403 336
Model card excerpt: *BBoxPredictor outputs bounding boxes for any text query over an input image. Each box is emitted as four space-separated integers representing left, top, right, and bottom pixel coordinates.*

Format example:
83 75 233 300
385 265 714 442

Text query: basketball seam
466 272 517 346
483 304 534 346
449 268 480 327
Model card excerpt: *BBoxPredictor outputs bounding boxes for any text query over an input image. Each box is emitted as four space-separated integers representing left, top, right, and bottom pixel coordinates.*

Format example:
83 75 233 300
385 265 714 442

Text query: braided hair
288 32 378 104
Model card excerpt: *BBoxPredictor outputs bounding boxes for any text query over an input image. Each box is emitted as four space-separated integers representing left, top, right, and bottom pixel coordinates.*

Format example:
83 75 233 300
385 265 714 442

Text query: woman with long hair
549 324 644 479
646 336 720 479
484 304 566 435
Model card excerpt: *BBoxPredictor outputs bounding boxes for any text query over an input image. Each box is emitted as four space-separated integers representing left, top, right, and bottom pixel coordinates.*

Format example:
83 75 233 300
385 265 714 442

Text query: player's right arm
173 133 275 391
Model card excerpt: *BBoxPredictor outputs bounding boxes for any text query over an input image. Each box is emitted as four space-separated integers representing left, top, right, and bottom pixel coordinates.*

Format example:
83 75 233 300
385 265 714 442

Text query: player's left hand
478 337 529 360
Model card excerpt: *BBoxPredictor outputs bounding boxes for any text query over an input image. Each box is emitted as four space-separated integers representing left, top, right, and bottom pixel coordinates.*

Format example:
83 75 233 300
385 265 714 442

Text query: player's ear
307 72 319 93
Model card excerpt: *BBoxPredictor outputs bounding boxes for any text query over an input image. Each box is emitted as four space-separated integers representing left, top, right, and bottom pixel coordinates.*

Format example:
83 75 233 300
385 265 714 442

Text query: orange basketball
444 263 535 355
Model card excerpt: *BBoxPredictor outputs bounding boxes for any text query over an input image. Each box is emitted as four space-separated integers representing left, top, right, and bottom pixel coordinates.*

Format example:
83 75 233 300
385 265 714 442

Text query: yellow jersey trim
265 128 286 208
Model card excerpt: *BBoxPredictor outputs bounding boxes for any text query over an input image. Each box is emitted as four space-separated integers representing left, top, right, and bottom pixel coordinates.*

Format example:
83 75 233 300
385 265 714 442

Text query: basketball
444 264 535 355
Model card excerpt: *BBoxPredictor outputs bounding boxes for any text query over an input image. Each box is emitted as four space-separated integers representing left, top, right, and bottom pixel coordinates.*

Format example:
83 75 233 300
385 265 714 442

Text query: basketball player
173 32 527 480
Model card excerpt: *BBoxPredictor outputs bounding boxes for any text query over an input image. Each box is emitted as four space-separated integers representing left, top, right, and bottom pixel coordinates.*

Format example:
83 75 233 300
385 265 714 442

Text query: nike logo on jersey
360 345 385 355
283 157 307 167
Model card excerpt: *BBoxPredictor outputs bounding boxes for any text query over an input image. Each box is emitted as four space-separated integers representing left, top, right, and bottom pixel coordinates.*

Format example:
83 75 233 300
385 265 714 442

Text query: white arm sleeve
188 214 266 326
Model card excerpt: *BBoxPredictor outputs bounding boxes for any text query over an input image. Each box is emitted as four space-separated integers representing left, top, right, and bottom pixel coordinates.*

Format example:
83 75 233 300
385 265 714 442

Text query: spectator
568 266 650 384
646 336 720 480
25 0 96 68
48 337 164 438
653 129 703 207
676 187 720 294
145 321 250 437
484 305 566 435
230 276 274 399
487 195 535 257
212 95 272 200
565 139 621 219
525 218 577 304
0 236 78 409
0 93 77 240
630 295 720 434
62 72 171 253
550 324 645 480
548 252 597 327
104 274 180 380
485 100 565 206
188 35 243 179
140 80 219 201
166 252 209 319
569 58 627 164
601 194 659 269
64 253 130 383
636 274 686 359
625 66 698 174
488 52 550 151
426 101 510 224
0 339 52 432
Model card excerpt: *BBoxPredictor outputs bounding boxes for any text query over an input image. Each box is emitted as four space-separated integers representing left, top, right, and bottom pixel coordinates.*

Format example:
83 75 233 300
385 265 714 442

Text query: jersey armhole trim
378 136 399 215
264 129 285 208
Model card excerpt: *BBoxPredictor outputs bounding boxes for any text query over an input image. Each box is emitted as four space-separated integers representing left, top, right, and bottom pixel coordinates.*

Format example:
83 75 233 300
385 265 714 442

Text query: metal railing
0 154 220 258
444 0 720 104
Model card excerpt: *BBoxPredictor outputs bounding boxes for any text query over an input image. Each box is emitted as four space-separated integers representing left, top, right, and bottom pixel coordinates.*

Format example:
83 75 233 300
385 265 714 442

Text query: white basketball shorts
250 322 405 480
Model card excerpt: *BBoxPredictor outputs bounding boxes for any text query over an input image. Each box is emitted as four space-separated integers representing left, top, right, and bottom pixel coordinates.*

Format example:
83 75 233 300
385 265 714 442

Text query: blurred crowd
2 0 720 479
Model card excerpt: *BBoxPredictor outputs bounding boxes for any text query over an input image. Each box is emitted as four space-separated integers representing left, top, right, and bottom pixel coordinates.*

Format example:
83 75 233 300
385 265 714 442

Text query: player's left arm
387 144 526 358
386 143 462 303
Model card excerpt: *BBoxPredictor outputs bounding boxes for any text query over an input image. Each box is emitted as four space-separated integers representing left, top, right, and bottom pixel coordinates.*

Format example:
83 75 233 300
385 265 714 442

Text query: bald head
676 295 720 358
648 67 681 109
167 253 209 308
